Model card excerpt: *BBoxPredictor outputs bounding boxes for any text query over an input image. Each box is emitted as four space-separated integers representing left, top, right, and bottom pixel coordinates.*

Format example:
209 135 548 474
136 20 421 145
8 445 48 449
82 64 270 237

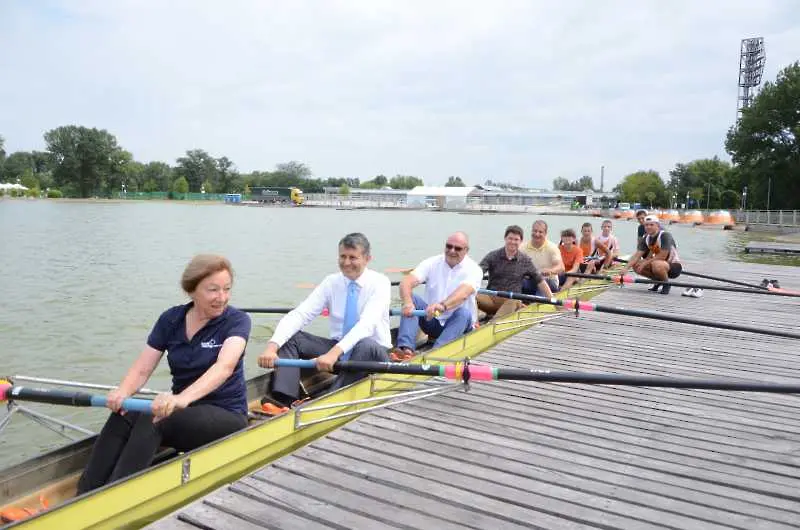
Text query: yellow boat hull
8 279 611 529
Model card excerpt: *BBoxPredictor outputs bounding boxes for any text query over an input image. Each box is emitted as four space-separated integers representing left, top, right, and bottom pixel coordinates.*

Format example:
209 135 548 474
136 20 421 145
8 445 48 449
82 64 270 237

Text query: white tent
0 183 28 191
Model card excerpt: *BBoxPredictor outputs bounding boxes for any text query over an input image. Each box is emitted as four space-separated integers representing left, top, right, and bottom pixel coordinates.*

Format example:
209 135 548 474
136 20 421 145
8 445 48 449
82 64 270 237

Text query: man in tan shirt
521 219 564 294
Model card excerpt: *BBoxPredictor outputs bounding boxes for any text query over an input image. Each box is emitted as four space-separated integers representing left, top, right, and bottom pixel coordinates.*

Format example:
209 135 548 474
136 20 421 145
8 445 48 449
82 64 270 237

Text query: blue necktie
341 281 360 359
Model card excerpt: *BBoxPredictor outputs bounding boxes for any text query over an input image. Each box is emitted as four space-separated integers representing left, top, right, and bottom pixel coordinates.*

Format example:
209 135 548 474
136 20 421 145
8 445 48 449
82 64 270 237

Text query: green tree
614 170 667 206
1 151 34 182
216 156 238 193
576 175 595 191
275 161 312 180
552 177 570 190
0 134 5 170
389 175 423 189
175 149 218 193
142 161 173 192
339 184 350 195
445 176 466 187
726 61 800 209
668 157 735 209
172 176 189 194
44 125 126 197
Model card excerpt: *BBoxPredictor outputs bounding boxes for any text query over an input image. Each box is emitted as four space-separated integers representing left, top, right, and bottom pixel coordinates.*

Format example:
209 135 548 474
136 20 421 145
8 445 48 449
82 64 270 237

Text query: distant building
406 186 477 209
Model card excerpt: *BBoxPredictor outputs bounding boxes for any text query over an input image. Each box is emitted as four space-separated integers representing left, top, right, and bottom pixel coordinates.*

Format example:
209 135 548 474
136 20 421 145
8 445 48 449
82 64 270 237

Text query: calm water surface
0 200 772 467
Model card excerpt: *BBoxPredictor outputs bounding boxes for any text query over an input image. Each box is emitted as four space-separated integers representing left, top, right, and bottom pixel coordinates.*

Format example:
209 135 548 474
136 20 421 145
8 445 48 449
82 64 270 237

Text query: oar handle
88 395 155 413
275 359 318 369
389 308 427 317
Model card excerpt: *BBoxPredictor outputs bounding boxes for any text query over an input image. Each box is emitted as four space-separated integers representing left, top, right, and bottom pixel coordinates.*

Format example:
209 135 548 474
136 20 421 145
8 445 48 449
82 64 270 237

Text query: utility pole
600 166 604 192
766 177 771 210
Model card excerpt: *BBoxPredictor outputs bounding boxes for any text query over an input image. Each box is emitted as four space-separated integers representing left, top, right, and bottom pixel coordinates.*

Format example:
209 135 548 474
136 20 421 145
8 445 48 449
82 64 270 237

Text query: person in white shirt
393 232 484 361
257 233 391 408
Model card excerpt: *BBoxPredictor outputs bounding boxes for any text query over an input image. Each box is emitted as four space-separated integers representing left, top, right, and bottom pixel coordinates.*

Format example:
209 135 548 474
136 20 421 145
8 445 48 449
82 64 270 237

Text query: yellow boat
0 276 614 530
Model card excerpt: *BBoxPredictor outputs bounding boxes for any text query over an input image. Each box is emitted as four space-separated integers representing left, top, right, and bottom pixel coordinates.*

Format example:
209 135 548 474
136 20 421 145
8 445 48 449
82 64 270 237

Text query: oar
478 288 800 340
566 272 800 298
271 360 800 393
613 258 768 290
241 307 429 317
0 383 154 413
296 280 405 288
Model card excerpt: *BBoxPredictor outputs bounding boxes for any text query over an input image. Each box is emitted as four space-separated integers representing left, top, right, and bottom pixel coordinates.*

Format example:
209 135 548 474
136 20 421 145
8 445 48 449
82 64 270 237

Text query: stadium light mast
737 37 765 119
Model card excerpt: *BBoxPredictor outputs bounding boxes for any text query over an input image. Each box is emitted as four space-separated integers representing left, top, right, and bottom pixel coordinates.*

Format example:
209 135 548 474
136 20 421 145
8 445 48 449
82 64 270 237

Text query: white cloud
1 0 798 189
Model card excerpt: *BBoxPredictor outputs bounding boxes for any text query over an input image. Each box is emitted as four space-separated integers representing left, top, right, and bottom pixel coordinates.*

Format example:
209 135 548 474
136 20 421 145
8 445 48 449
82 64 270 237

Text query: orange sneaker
1 495 48 523
260 402 289 416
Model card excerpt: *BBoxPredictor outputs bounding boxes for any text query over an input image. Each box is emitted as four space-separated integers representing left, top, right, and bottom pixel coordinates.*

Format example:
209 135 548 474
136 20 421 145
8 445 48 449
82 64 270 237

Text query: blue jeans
396 294 473 350
522 277 559 295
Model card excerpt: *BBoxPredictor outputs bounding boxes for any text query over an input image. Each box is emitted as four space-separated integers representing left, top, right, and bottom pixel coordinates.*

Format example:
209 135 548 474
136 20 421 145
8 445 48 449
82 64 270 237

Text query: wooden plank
254 446 585 530
144 517 201 530
201 488 337 530
231 475 400 530
343 416 800 528
312 433 742 530
174 501 267 530
257 456 512 530
367 405 800 498
255 465 478 530
352 414 800 521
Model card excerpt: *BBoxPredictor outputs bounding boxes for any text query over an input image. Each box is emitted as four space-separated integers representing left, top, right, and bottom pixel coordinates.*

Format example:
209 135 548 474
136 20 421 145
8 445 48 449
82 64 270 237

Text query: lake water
0 199 781 468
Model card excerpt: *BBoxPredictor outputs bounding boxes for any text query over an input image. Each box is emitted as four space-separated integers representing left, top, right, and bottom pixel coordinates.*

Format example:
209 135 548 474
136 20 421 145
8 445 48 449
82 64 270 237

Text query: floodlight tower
737 37 766 117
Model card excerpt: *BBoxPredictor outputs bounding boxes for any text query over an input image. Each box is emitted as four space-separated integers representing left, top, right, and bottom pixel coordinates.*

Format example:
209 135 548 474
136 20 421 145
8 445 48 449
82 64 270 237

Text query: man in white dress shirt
393 231 484 360
257 233 392 407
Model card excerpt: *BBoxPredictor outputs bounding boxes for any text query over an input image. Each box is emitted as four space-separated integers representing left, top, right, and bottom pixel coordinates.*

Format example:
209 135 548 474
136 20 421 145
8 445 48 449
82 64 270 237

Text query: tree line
0 130 432 198
614 61 800 210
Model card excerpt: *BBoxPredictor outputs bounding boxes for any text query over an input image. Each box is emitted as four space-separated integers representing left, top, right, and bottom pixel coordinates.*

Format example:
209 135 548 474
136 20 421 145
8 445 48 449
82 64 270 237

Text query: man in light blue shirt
257 233 391 408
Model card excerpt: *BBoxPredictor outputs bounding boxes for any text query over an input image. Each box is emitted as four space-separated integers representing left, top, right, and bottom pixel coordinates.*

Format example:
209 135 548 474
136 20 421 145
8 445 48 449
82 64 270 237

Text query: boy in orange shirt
558 228 584 290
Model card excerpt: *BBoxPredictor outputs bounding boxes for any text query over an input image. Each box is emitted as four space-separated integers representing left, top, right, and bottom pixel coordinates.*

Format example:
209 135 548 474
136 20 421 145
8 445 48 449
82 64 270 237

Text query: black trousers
76 403 247 494
271 331 389 404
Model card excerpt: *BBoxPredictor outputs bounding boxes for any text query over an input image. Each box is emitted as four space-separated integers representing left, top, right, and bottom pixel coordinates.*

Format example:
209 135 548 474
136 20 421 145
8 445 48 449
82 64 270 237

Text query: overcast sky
1 1 798 189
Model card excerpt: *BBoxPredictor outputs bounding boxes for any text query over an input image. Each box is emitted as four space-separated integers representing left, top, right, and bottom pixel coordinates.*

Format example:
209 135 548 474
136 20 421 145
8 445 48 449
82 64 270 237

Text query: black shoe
660 284 671 295
648 284 661 292
771 279 781 289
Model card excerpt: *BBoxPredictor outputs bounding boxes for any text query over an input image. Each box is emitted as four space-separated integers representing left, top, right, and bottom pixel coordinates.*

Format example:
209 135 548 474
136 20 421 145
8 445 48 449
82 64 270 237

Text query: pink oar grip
0 383 10 402
469 365 495 381
563 299 596 312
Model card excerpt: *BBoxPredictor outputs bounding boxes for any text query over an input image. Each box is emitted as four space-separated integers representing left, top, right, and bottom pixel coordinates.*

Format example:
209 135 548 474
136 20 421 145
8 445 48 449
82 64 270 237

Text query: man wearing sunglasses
393 232 484 361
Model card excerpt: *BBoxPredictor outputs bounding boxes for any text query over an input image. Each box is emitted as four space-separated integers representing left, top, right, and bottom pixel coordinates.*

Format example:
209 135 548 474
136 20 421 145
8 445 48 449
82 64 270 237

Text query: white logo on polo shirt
200 338 223 349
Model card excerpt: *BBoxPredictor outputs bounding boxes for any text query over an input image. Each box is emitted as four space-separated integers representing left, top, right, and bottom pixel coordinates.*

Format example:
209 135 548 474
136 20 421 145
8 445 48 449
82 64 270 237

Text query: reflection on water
0 200 794 467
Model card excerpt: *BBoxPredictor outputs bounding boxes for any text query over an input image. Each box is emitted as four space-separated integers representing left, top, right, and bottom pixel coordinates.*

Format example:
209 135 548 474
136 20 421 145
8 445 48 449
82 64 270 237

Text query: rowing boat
0 274 615 529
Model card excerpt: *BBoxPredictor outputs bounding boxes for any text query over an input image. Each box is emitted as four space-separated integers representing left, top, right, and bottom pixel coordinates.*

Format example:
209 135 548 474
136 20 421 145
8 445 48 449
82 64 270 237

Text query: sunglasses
445 244 465 252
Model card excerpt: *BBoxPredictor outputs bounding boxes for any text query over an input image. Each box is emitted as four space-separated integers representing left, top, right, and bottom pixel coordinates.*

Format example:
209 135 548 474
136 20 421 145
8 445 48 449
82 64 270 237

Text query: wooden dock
148 261 800 530
745 241 800 255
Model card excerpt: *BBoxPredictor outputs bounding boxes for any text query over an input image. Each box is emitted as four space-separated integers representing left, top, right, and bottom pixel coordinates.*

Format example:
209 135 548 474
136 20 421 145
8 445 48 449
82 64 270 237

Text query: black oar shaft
613 258 769 290
481 289 800 340
5 386 94 407
566 273 797 297
314 361 800 393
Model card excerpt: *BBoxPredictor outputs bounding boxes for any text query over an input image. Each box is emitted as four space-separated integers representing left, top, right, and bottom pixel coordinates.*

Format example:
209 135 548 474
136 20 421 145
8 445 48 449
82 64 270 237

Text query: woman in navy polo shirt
76 254 252 494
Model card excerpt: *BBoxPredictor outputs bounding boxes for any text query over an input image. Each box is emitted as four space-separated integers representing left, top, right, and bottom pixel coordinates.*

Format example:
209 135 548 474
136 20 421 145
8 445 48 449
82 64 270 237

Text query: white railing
734 210 800 226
